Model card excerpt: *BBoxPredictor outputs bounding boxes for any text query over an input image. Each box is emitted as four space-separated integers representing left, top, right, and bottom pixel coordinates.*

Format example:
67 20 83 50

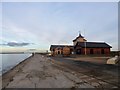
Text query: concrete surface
2 54 119 88
0 76 2 89
2 54 93 88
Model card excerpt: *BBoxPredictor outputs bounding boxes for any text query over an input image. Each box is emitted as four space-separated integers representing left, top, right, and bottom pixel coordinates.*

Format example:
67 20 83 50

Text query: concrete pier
2 54 119 88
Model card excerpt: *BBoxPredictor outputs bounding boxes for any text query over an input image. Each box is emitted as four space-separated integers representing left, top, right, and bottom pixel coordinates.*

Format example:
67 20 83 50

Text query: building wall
62 47 71 56
51 47 72 56
73 38 86 46
74 47 110 55
63 47 71 55
80 48 110 55
51 47 110 56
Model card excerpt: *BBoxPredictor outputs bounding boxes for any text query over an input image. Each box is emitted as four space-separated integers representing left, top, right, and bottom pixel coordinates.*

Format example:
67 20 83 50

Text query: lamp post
85 41 86 55
84 29 87 55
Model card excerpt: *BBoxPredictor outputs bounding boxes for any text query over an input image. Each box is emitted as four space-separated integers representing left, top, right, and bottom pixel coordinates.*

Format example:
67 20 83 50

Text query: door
90 49 93 54
58 51 60 54
76 49 81 54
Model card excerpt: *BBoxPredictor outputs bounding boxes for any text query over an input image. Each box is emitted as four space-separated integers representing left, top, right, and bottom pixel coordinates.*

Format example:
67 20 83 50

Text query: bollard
32 53 35 57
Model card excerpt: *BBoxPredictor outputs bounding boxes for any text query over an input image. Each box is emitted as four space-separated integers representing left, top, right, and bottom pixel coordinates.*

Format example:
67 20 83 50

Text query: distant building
50 32 112 56
50 45 73 56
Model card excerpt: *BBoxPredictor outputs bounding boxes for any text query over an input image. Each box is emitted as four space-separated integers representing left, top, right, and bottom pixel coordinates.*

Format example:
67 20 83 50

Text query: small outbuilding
50 45 73 56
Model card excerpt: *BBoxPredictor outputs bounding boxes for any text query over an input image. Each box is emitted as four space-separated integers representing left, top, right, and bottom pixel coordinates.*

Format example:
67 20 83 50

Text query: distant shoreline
0 52 25 54
0 52 48 54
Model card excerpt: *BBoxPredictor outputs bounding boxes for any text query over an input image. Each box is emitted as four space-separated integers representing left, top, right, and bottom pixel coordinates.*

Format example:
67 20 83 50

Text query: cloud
7 42 31 47
0 42 33 47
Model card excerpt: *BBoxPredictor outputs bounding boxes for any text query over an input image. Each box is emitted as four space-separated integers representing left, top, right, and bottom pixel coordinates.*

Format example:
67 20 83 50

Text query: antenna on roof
79 31 81 36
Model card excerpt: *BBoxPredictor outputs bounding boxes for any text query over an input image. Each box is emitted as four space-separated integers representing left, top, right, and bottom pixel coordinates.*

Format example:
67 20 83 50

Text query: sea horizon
0 47 49 54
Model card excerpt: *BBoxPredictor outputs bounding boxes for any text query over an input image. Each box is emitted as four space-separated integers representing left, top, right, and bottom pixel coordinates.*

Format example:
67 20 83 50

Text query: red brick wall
104 48 110 55
81 48 110 55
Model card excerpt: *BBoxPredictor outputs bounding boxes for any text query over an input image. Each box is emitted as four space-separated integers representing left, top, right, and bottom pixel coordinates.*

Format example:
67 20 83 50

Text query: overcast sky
1 1 118 50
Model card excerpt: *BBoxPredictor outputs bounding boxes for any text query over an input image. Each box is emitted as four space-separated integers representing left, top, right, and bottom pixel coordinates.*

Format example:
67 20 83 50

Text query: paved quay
0 76 2 89
2 54 119 88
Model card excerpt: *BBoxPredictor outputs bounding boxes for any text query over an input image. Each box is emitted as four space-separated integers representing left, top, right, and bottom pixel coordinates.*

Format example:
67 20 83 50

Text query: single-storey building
50 45 73 56
74 42 112 55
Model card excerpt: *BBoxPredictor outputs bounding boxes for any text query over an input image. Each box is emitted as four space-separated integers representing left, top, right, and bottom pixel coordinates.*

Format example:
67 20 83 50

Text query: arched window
58 51 60 54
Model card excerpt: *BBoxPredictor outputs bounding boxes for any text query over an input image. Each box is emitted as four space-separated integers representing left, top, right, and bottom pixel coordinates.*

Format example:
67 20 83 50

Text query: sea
0 53 32 75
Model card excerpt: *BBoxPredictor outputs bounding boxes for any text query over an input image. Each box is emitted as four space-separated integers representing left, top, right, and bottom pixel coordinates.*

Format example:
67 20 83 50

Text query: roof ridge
51 45 73 46
86 41 105 43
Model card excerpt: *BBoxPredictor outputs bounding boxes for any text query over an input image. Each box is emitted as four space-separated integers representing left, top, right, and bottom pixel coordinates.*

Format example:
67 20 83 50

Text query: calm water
0 54 32 75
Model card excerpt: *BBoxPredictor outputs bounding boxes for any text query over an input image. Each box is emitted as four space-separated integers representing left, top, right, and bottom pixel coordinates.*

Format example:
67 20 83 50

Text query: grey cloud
1 42 33 47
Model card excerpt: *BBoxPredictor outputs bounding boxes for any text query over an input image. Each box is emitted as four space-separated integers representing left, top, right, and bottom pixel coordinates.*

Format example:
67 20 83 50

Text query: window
53 49 55 51
101 49 104 54
61 51 63 54
90 49 94 54
58 51 60 54
76 49 81 54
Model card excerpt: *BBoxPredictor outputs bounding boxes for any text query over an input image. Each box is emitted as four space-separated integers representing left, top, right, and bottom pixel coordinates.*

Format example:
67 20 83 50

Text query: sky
1 1 118 51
